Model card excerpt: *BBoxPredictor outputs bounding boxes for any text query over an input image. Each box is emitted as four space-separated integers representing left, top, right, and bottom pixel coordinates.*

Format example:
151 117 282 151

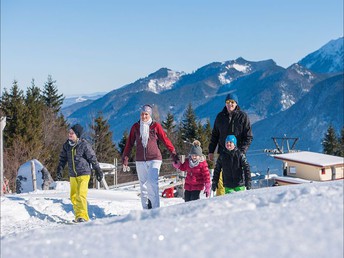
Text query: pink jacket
177 158 210 191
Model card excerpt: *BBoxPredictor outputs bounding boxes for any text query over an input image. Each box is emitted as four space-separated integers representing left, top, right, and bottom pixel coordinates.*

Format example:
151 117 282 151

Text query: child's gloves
172 161 181 169
204 183 211 197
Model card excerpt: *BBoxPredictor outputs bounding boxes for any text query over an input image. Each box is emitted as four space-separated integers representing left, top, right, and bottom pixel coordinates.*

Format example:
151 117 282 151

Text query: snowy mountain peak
147 69 184 93
226 61 251 73
298 37 344 73
125 68 185 94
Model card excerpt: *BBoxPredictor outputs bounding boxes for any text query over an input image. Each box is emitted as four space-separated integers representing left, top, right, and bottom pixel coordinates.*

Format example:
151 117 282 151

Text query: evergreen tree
118 130 129 155
180 103 198 143
338 127 344 157
322 125 339 155
90 113 118 163
160 112 177 158
42 75 64 114
24 79 45 150
201 119 214 168
118 129 136 163
196 119 212 156
0 80 27 147
161 112 176 136
175 121 191 156
203 119 212 153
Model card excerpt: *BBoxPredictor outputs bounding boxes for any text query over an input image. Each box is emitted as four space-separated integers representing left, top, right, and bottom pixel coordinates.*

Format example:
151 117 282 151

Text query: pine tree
118 130 129 155
90 113 118 163
0 80 27 147
161 112 177 158
203 119 212 152
161 112 176 136
196 119 212 156
322 125 339 155
0 81 37 191
338 127 344 157
23 79 45 150
180 103 198 143
42 75 64 114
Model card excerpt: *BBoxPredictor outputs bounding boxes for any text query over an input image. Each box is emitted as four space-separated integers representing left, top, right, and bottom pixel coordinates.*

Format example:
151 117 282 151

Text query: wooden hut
273 151 343 183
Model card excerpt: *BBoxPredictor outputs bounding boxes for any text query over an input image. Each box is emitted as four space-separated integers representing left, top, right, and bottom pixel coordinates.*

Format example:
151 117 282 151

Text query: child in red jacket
174 140 211 202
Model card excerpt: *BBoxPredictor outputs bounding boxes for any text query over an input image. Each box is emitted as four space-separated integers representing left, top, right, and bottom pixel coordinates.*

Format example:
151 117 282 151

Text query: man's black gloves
211 181 217 192
171 152 180 164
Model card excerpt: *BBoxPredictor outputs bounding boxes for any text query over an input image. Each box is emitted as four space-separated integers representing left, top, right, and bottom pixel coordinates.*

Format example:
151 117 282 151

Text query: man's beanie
141 105 153 117
226 135 237 146
225 93 239 105
189 140 203 156
71 124 83 138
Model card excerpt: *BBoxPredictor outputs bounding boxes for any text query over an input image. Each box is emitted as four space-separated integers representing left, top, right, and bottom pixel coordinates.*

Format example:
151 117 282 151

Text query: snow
218 71 232 85
1 179 343 258
16 159 52 193
290 64 315 82
147 70 183 93
274 151 344 167
280 88 295 111
75 97 88 103
226 63 251 73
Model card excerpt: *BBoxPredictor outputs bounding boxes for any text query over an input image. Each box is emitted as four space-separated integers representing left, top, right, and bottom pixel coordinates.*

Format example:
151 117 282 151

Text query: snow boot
147 199 152 209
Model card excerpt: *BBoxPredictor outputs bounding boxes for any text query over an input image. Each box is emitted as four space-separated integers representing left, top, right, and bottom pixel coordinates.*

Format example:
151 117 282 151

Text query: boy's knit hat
71 124 83 138
225 93 239 105
226 135 237 146
189 140 203 156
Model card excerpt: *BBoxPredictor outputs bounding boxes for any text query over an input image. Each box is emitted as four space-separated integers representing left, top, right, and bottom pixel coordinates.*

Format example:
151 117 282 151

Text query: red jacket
123 121 175 161
162 187 174 198
178 158 210 191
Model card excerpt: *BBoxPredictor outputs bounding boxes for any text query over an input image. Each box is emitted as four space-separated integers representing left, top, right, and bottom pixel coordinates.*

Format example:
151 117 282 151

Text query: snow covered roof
273 151 344 167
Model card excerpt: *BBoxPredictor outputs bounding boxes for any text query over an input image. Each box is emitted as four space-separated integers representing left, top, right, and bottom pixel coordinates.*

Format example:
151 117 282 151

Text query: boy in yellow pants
56 124 103 222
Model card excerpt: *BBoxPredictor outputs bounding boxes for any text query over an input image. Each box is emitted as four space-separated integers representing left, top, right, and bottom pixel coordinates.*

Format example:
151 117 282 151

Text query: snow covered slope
1 180 343 258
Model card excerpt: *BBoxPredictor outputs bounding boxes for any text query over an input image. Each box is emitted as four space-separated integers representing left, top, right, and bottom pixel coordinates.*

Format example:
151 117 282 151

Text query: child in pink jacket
174 140 211 202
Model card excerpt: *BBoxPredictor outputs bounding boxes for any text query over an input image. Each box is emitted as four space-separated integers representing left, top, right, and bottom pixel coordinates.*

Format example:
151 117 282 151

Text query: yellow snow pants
70 175 90 221
216 171 225 196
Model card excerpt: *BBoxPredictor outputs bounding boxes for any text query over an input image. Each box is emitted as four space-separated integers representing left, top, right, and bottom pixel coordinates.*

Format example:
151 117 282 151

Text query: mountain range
62 37 344 173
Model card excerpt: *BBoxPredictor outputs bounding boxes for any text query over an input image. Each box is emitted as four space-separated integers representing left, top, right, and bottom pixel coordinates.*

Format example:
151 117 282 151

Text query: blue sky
1 0 343 96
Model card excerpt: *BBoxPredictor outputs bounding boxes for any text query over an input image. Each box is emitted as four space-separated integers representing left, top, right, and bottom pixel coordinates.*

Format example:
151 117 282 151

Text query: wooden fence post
31 160 37 191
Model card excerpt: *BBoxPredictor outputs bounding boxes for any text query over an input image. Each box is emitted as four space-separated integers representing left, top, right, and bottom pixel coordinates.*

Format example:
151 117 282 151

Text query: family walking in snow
55 94 253 218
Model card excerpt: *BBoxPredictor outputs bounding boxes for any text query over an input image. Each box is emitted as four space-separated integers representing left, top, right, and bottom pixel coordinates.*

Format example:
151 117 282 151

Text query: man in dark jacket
208 93 253 195
212 135 251 194
56 124 103 222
